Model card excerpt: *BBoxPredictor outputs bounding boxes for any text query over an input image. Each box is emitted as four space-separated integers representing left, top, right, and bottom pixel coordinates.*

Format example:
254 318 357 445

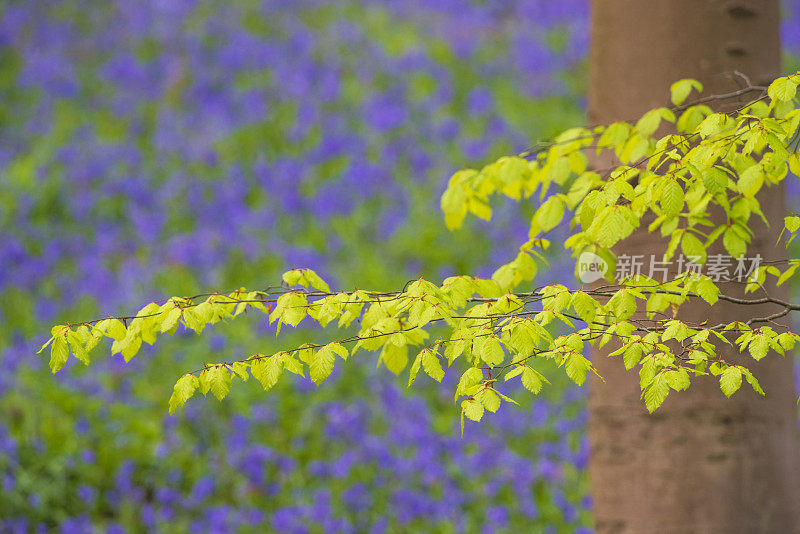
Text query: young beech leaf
479 336 505 367
270 292 308 328
661 178 684 217
251 356 282 390
702 166 728 194
104 319 127 341
281 269 304 286
303 269 331 293
206 365 232 401
408 350 424 387
198 369 211 395
329 342 348 361
623 343 645 371
168 374 199 414
742 369 765 396
503 366 525 382
670 78 703 106
768 76 798 103
680 232 706 264
456 367 484 401
283 354 304 376
421 349 444 382
461 398 484 422
747 335 770 361
521 367 547 394
644 373 669 412
67 330 90 365
570 291 597 324
160 307 182 333
720 366 743 397
477 389 501 413
310 345 336 384
534 195 565 234
380 343 408 375
564 353 591 386
491 388 519 406
635 108 665 137
230 362 249 381
50 334 69 373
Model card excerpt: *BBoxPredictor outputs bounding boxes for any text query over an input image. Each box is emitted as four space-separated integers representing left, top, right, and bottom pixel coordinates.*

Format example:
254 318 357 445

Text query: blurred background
1 1 799 532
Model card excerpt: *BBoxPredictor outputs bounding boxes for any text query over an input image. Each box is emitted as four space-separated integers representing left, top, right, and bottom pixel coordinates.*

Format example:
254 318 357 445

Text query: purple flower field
1 1 799 532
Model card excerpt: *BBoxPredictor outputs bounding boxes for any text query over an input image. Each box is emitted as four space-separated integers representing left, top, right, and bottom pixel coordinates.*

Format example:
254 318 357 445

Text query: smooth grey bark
587 1 800 532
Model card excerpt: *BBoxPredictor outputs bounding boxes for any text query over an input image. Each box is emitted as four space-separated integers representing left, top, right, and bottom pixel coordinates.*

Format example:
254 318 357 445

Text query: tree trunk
587 1 800 532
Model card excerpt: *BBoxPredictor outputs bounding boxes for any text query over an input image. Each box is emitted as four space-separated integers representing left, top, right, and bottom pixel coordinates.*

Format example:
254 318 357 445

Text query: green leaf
521 367 545 394
282 354 304 376
635 108 664 136
104 319 127 341
270 292 308 328
303 269 331 293
662 320 688 342
681 232 706 264
535 195 565 234
329 342 349 361
508 320 535 355
737 165 763 197
296 345 315 364
623 343 644 370
456 367 484 400
206 365 232 401
441 178 469 230
670 78 703 106
230 362 249 381
251 355 284 389
571 292 597 324
722 229 746 258
599 122 631 150
267 354 285 384
743 369 765 396
697 113 732 138
168 374 199 414
160 307 182 333
702 166 728 195
478 389 501 413
661 178 684 217
461 398 484 422
611 289 637 320
50 335 69 373
695 278 719 305
198 369 211 395
479 336 505 366
37 335 55 355
381 343 408 375
422 349 444 382
67 331 90 365
665 368 691 391
193 301 215 323
768 76 798 102
748 335 769 361
408 350 424 386
720 366 743 397
564 354 591 386
282 269 304 286
503 366 525 382
644 373 669 412
310 345 336 384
